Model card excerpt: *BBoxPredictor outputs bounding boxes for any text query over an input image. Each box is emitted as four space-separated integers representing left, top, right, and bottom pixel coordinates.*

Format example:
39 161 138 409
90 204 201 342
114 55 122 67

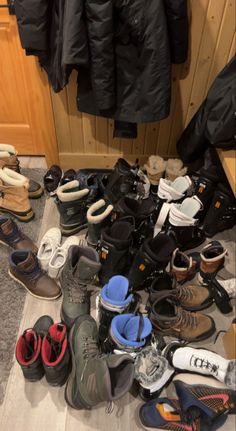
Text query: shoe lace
46 335 62 361
67 273 87 303
81 336 102 381
176 308 198 329
177 286 195 302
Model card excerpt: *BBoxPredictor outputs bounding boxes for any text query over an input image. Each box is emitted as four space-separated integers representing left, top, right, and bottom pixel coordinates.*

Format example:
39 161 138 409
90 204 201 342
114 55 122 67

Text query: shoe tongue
48 324 66 343
17 252 36 272
75 255 100 281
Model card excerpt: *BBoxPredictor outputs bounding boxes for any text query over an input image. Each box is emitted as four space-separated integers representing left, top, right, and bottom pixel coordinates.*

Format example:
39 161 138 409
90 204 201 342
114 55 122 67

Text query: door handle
0 0 15 15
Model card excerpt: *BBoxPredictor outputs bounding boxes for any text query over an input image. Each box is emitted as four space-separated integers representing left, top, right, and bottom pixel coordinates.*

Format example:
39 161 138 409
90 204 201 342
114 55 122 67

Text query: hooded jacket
15 0 188 125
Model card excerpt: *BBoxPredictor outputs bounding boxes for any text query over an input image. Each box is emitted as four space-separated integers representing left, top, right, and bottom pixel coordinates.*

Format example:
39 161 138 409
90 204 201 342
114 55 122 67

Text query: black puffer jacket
15 0 188 123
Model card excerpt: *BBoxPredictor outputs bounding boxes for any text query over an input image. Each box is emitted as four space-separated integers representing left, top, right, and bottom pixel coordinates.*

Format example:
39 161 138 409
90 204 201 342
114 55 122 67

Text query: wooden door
0 0 58 165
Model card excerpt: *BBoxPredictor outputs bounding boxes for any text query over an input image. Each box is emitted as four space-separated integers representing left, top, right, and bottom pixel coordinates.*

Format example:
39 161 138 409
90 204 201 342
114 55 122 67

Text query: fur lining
0 144 16 155
57 180 89 202
87 199 113 223
0 151 11 158
166 158 187 180
144 155 166 176
0 168 29 187
200 249 228 262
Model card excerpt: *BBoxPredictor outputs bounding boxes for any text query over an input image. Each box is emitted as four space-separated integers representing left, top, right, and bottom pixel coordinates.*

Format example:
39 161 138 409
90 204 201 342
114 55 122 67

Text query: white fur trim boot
144 156 166 195
87 199 114 247
165 159 187 182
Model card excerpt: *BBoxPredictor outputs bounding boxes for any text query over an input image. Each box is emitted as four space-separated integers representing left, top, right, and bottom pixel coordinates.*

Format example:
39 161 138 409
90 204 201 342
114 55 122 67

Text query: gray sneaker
65 315 134 409
60 245 101 328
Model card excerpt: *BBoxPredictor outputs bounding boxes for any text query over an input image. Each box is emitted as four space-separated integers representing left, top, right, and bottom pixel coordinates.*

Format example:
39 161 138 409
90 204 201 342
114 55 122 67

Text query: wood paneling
0 3 59 166
50 0 236 169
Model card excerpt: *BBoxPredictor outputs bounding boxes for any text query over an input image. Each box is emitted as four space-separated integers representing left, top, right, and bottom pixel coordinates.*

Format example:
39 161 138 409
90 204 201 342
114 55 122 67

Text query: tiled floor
0 158 235 431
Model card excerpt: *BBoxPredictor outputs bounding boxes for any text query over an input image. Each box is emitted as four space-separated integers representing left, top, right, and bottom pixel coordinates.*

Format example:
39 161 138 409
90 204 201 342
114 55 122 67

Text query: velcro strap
154 203 171 236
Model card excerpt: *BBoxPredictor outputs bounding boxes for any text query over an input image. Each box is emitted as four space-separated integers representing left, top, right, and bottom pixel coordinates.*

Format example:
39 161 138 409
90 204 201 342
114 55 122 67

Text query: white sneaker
37 228 62 271
48 234 86 279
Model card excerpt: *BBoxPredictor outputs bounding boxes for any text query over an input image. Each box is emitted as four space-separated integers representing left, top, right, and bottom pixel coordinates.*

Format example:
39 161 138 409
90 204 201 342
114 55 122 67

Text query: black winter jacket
15 0 188 123
177 56 236 163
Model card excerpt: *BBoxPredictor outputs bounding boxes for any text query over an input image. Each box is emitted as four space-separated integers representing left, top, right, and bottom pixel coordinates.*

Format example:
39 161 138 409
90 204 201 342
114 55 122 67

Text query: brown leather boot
198 241 227 285
9 250 61 300
170 248 200 284
0 216 38 252
0 144 43 199
150 292 215 342
0 170 34 222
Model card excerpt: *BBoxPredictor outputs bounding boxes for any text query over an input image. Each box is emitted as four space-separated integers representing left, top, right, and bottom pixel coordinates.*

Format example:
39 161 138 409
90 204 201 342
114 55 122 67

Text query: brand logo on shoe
199 393 229 406
139 263 146 272
155 403 181 422
101 247 109 260
198 184 206 193
190 355 219 376
215 201 221 209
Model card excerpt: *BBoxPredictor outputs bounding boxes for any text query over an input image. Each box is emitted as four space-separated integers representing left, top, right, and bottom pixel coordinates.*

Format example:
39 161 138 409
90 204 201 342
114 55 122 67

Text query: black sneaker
44 165 62 196
41 322 71 386
15 315 53 381
203 184 236 237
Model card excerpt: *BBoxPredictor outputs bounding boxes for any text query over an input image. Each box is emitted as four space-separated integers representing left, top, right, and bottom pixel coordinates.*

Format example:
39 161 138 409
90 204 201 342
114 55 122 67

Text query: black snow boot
128 234 176 290
99 220 134 285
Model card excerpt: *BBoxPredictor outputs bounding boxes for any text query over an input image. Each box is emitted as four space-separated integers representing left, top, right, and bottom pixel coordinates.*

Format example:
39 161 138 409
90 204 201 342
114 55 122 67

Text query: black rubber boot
194 169 218 221
104 158 141 203
128 234 176 290
203 184 236 237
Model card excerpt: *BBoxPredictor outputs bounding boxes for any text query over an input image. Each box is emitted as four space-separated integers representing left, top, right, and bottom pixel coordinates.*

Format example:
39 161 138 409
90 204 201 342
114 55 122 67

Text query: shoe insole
106 276 129 301
172 176 190 194
180 197 201 218
50 251 65 268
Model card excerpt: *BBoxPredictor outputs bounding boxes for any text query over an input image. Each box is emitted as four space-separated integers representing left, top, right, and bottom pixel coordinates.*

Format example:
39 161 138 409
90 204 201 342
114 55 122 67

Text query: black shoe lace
67 274 87 304
81 336 103 381
46 335 62 362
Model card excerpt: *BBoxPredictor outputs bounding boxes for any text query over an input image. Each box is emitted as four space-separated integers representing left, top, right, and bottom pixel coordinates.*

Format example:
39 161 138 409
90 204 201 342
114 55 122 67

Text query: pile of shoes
1 152 235 427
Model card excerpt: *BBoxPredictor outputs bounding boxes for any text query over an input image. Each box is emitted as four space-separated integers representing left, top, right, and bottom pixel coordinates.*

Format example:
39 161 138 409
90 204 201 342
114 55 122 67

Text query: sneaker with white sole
48 235 86 279
37 228 61 271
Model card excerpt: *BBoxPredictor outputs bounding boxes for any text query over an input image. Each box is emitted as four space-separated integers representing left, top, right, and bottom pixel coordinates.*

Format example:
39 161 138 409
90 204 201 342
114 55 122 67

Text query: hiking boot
164 344 236 389
150 293 215 342
210 278 235 314
56 180 90 236
203 184 236 237
61 169 76 186
148 273 176 305
98 275 135 344
87 199 114 247
165 159 188 182
149 286 213 312
104 313 152 355
128 234 175 291
41 322 71 386
139 397 201 431
144 156 167 193
9 250 61 299
43 165 62 196
165 196 205 251
15 315 53 381
0 215 38 252
104 158 147 203
115 196 156 249
60 245 101 328
170 248 200 284
134 346 175 401
0 144 43 199
98 220 133 285
0 169 34 222
64 315 134 409
198 241 227 285
173 374 236 428
153 176 192 235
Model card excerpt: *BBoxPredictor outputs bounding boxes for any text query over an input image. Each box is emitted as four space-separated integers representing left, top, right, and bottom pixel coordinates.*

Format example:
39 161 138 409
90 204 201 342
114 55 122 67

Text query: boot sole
154 318 216 342
65 316 95 410
8 270 62 300
0 208 34 222
183 298 214 312
60 223 88 237
29 186 44 199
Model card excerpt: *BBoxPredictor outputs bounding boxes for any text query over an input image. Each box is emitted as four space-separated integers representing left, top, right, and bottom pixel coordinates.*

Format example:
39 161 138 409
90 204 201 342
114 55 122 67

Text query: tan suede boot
0 169 34 222
0 144 43 199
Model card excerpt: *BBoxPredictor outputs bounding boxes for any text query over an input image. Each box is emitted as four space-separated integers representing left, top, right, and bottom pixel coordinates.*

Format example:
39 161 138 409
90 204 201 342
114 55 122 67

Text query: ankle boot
86 199 113 247
56 180 90 236
170 248 200 284
165 196 205 251
115 196 156 249
144 156 166 194
154 176 192 235
65 315 134 409
164 343 236 389
60 245 101 328
198 241 227 285
98 276 135 344
203 184 236 237
165 159 187 182
150 292 215 342
0 169 34 222
98 220 134 285
0 144 43 199
210 278 235 314
104 313 152 355
41 323 71 386
0 215 38 252
128 234 175 290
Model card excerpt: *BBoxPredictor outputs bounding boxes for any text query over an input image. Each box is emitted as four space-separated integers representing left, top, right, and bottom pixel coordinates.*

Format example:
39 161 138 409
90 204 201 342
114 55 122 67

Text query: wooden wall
50 0 236 169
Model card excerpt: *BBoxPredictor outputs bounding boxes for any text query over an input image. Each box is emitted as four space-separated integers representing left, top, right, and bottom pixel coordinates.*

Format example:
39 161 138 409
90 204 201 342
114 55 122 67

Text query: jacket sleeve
14 0 49 54
85 0 115 110
164 0 189 64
